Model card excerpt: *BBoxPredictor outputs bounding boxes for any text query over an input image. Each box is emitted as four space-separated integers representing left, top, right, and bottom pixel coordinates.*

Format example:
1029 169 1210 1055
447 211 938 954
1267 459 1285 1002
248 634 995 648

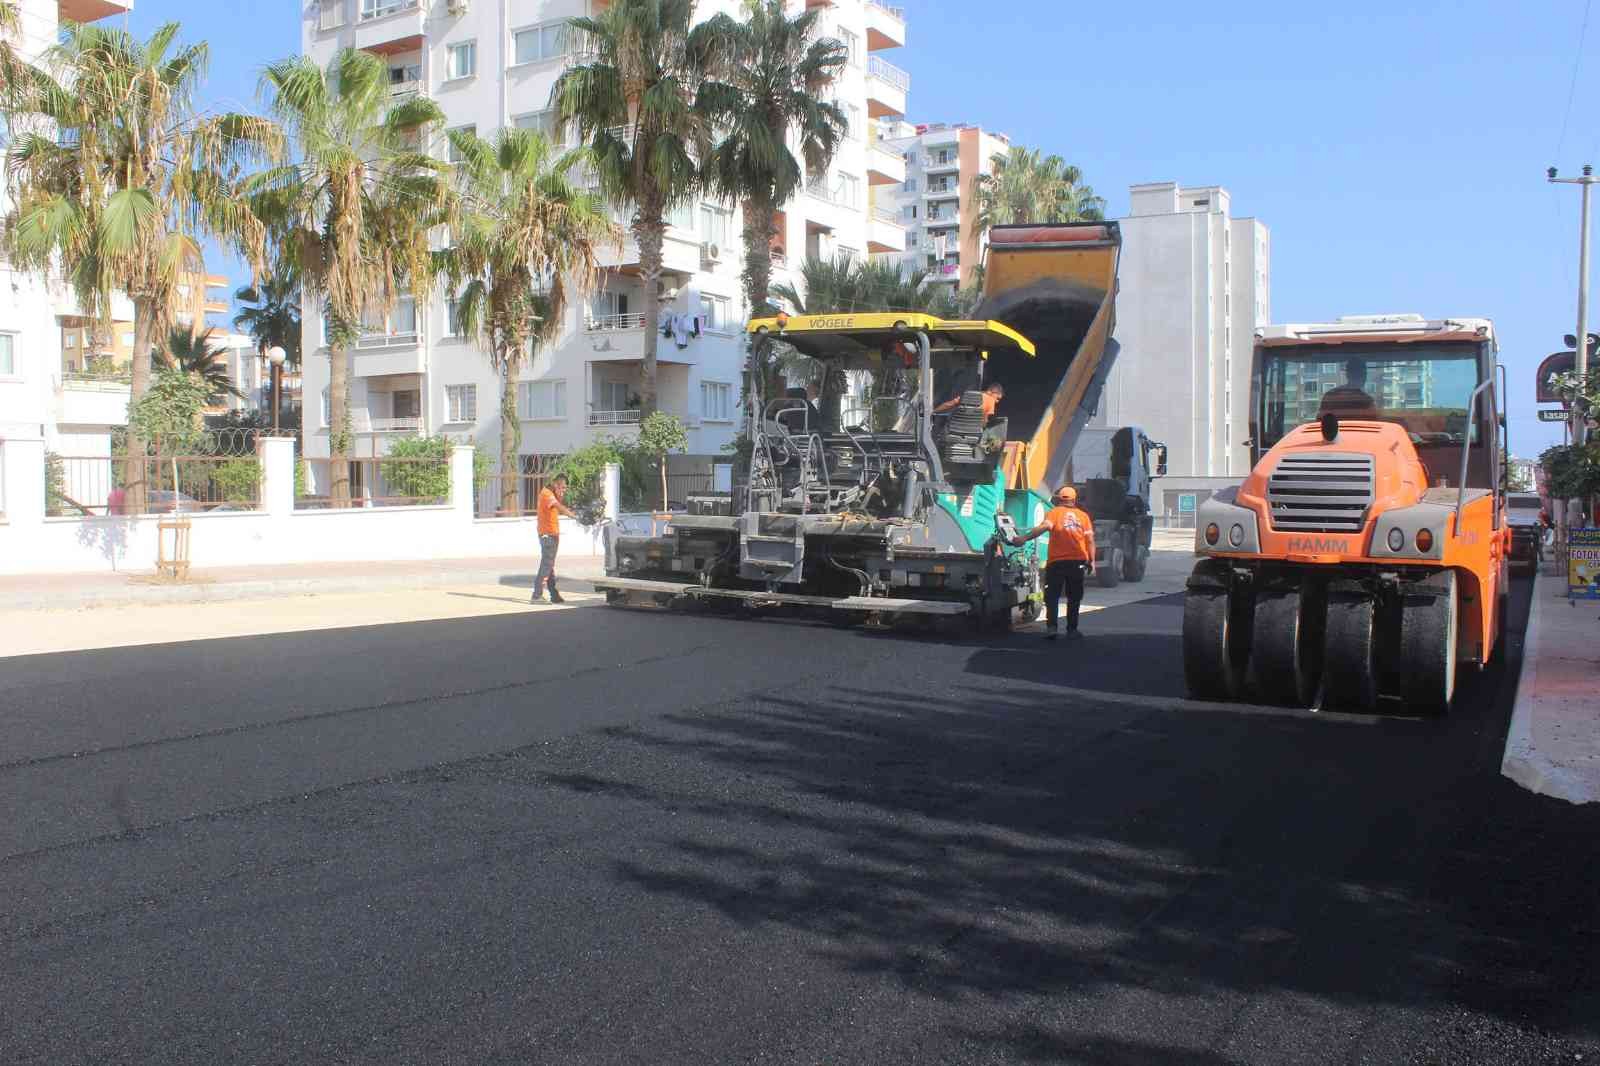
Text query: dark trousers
536 534 559 597
1044 560 1087 631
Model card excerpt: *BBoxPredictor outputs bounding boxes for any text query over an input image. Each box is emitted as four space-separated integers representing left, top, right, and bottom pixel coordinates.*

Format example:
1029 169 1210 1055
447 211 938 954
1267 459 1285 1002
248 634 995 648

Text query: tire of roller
1399 570 1458 714
1322 590 1379 712
1248 583 1324 707
1183 564 1249 699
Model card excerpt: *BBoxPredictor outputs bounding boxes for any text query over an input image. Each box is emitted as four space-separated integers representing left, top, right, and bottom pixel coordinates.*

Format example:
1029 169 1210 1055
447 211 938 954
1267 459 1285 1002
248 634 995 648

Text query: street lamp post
1548 165 1597 446
266 346 286 432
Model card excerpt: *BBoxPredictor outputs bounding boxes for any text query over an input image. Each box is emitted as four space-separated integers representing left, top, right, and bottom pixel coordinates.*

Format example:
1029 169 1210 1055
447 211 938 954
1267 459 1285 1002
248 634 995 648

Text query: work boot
1044 625 1058 641
1067 628 1084 640
548 581 564 605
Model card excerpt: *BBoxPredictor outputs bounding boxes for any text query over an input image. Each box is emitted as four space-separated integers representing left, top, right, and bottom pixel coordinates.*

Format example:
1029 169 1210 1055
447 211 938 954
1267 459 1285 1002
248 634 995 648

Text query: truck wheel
1400 571 1458 714
1183 577 1249 698
1097 547 1124 588
1123 546 1148 582
1248 583 1324 707
1323 590 1379 711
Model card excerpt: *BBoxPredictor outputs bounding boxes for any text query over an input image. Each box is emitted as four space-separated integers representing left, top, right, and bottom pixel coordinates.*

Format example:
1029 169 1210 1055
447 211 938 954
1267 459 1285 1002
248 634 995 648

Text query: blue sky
128 0 1594 455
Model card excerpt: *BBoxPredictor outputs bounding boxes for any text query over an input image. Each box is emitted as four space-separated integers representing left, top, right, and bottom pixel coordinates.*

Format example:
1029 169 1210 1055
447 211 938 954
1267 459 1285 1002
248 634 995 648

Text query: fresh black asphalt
1 577 1595 1064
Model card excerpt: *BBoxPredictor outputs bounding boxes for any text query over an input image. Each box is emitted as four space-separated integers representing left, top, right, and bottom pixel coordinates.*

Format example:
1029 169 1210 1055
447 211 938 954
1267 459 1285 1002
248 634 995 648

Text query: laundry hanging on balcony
659 312 703 349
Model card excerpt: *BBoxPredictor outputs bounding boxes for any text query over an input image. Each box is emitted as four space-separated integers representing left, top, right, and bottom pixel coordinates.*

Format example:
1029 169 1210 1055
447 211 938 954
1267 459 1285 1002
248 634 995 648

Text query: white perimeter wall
1 439 609 576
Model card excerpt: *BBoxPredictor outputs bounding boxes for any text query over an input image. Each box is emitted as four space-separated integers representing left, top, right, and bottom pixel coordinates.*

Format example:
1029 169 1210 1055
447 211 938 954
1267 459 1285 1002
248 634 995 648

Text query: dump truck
591 221 1125 626
1182 313 1509 713
1067 425 1168 587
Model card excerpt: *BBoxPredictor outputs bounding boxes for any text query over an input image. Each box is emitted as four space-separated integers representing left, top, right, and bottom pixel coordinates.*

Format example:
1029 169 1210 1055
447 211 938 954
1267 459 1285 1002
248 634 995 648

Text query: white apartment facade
298 0 910 474
878 121 1010 291
0 0 136 496
1096 182 1270 511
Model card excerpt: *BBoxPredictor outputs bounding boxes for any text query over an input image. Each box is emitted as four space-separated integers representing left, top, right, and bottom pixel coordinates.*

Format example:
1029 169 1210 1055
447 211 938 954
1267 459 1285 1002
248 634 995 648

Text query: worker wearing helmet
1011 485 1097 639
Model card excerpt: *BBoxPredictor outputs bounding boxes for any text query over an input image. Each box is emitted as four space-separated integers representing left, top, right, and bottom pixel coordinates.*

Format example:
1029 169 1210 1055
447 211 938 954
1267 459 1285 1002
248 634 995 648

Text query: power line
1556 0 1593 161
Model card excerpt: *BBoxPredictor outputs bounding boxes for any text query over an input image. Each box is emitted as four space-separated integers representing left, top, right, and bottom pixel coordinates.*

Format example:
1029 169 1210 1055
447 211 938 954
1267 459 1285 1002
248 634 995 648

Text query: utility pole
1549 165 1597 445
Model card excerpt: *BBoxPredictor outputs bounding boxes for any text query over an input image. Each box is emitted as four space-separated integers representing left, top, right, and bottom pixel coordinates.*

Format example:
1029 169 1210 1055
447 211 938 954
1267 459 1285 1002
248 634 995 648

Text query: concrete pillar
451 445 476 518
1 436 46 526
258 436 295 518
603 462 621 520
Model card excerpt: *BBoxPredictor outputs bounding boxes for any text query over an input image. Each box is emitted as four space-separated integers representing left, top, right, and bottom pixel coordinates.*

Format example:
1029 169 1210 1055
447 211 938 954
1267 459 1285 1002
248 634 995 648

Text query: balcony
866 142 906 186
588 408 643 428
351 339 424 378
867 209 907 255
354 0 424 55
866 57 909 119
56 374 131 427
389 78 424 100
924 184 959 201
354 413 423 434
924 155 960 175
596 230 702 279
865 1 906 51
58 0 130 23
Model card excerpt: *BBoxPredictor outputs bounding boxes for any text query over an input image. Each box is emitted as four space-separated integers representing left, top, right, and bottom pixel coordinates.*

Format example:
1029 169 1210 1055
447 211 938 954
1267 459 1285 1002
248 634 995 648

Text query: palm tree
4 22 281 509
232 263 302 369
154 326 242 401
972 146 1104 236
252 48 446 503
439 127 616 515
555 0 723 416
699 1 845 318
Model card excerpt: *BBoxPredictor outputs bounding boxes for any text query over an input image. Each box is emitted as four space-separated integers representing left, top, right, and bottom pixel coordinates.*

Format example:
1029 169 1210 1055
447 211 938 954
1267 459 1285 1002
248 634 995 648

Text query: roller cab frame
593 313 1051 628
1183 315 1510 714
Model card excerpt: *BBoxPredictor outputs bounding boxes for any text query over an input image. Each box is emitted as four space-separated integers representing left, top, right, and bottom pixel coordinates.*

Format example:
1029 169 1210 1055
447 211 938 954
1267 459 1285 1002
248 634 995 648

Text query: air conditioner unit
660 285 680 301
701 241 722 264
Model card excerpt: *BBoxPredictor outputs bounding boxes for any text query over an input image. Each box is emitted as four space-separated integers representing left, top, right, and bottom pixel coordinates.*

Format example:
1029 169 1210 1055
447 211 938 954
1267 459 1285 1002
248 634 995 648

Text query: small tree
380 435 489 504
126 367 209 505
636 412 689 512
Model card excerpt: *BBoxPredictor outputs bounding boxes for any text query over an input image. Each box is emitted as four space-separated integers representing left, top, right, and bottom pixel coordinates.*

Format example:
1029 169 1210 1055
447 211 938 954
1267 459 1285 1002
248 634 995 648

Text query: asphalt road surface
2 577 1595 1065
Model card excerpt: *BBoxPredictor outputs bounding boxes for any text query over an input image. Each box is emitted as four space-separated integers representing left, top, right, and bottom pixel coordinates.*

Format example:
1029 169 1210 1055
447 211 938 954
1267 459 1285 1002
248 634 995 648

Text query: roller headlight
1229 523 1245 547
1387 527 1406 552
1416 528 1434 552
1205 523 1220 546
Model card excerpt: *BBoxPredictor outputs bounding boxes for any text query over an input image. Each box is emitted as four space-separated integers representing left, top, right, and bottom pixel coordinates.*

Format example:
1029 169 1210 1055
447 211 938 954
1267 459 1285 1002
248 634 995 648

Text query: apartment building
297 0 910 475
1093 182 1271 518
878 121 1009 290
0 0 135 465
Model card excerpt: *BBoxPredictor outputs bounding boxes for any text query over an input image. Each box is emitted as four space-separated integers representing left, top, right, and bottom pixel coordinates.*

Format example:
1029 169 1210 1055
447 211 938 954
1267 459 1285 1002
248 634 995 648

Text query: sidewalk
0 553 607 612
1502 566 1600 805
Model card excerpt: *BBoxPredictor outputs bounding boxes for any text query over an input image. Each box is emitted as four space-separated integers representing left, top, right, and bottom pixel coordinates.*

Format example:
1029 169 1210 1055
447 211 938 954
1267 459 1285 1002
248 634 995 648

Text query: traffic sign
1539 408 1569 422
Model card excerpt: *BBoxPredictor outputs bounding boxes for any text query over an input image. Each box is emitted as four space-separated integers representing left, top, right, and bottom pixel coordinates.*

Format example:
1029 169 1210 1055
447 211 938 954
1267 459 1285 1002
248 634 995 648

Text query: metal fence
47 454 262 516
476 455 561 518
296 456 450 509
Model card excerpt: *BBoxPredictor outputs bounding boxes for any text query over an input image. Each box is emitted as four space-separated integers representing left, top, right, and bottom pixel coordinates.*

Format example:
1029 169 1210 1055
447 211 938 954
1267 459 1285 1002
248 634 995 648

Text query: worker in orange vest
1011 484 1096 639
534 473 579 604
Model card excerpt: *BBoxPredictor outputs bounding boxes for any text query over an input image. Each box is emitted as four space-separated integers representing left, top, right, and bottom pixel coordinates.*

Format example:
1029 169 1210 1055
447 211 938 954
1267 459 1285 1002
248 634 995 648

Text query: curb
1501 576 1597 805
0 558 607 613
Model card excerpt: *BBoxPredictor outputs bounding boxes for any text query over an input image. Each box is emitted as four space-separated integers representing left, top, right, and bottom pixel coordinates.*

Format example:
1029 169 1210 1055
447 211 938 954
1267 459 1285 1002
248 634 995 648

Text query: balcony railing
588 409 643 427
61 368 132 387
867 56 911 92
867 1 906 20
871 206 904 225
389 81 422 99
369 416 423 433
585 312 647 332
359 0 418 21
355 330 419 349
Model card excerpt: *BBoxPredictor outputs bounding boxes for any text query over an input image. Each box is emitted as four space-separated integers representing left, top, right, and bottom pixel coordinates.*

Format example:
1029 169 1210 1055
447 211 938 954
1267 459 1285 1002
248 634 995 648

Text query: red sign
1536 351 1577 404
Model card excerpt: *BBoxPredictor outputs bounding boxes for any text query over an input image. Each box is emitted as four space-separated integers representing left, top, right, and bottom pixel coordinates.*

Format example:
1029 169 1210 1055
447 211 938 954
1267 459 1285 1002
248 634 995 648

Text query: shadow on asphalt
533 577 1599 1054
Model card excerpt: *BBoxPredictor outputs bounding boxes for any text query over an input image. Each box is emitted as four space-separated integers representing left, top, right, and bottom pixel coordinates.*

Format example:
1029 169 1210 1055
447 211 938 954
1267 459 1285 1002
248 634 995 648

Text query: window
838 28 861 67
445 384 477 423
844 103 862 140
699 203 732 247
512 22 567 65
903 178 917 192
517 379 566 420
598 380 630 411
591 290 631 321
0 333 13 375
319 0 345 30
701 380 733 421
446 124 475 162
393 390 421 418
905 204 917 220
445 292 466 337
63 332 77 348
392 295 416 335
513 109 564 146
119 330 134 348
446 41 477 80
701 294 732 332
320 387 330 426
665 201 695 231
388 63 421 90
835 173 859 208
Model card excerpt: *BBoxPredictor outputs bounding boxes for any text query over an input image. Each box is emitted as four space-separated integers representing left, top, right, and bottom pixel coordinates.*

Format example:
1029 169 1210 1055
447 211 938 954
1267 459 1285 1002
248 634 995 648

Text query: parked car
147 490 203 515
1506 492 1544 575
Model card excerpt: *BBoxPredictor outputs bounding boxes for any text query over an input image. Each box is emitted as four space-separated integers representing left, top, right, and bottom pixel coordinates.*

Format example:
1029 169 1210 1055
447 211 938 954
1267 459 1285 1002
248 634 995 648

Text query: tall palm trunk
125 296 157 514
500 350 521 516
740 194 778 411
634 212 663 417
328 344 350 504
